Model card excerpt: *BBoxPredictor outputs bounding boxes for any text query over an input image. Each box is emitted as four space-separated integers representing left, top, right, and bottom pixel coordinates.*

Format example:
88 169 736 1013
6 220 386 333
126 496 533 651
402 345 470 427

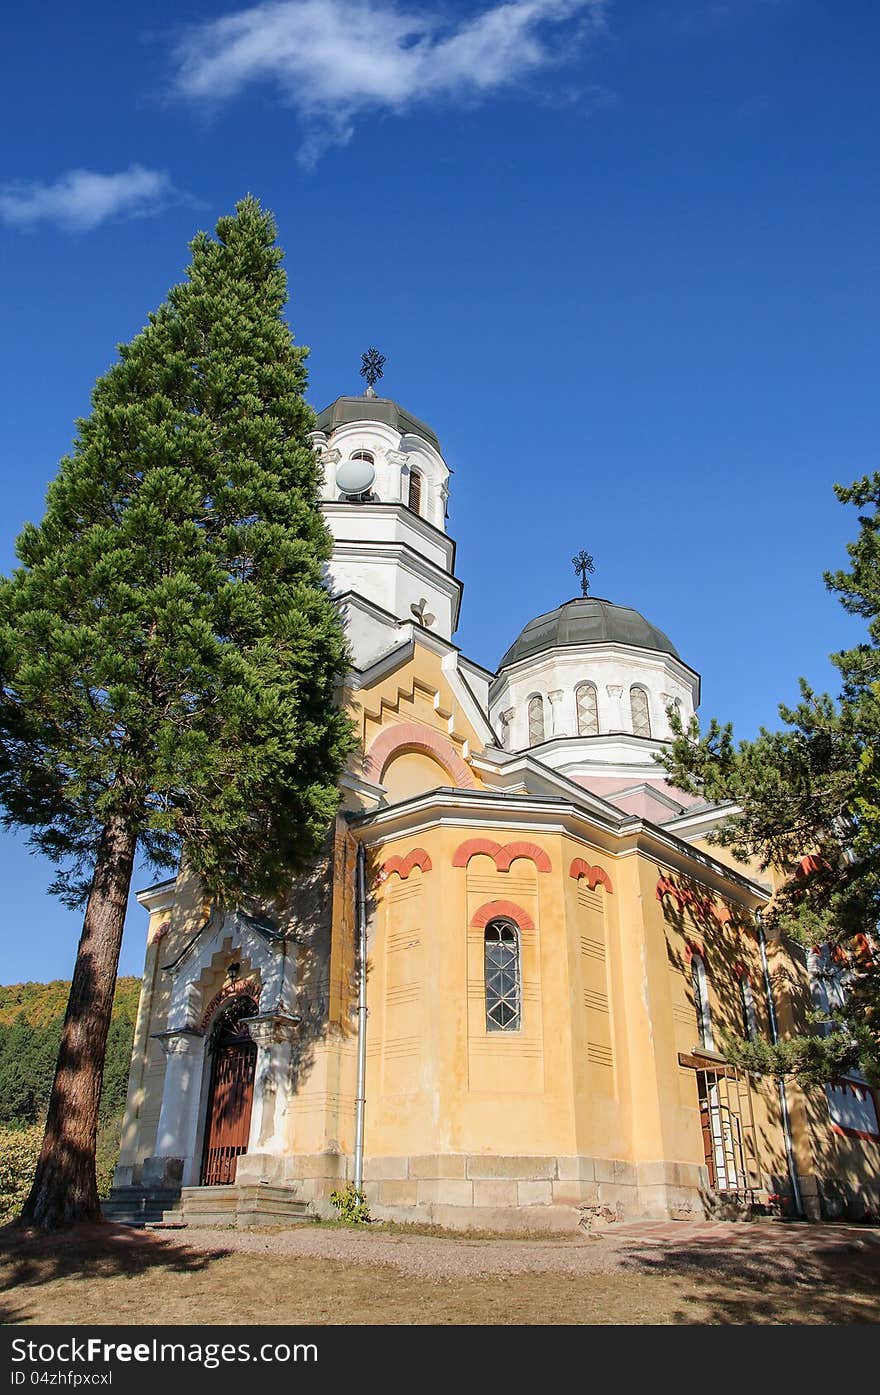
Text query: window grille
484 920 521 1031
630 686 651 738
739 975 758 1041
576 682 599 736
691 952 714 1050
528 695 545 745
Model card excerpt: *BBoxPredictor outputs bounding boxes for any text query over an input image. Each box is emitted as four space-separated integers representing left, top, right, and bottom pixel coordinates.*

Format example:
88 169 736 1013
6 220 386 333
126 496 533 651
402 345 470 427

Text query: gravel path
168 1220 880 1282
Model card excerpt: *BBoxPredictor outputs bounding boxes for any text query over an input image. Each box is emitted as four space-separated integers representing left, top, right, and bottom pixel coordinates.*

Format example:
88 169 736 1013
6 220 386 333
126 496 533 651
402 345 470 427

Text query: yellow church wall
114 623 879 1222
563 838 626 1163
349 646 487 791
382 749 455 802
648 868 796 1201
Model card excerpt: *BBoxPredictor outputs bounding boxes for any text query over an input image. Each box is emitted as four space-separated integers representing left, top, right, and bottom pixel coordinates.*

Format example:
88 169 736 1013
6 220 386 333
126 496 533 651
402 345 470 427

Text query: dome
497 597 680 669
314 395 440 451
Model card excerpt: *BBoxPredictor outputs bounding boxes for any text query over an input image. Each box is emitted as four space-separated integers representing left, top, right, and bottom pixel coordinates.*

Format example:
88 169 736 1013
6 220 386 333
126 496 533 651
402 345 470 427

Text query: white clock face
336 457 375 494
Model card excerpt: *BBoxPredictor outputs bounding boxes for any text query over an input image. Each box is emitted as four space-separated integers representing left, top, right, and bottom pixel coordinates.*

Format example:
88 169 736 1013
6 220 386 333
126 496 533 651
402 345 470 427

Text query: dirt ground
2 1217 879 1326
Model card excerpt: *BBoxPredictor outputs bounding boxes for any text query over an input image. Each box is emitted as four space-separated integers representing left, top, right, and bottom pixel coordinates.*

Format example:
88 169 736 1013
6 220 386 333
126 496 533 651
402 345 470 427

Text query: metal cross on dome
360 347 386 392
572 549 595 597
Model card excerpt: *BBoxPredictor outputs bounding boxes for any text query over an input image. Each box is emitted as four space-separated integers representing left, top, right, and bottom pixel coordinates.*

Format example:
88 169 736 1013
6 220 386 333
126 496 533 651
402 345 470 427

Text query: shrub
329 1183 371 1224
0 1124 42 1224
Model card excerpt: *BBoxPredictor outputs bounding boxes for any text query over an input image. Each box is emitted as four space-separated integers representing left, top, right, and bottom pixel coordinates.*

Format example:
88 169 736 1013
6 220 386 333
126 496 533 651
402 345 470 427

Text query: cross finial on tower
360 347 386 396
572 549 595 597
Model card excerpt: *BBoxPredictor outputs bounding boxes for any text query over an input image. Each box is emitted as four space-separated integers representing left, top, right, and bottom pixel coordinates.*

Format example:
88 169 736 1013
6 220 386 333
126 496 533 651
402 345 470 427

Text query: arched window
340 450 375 502
630 686 651 738
528 695 545 745
739 975 758 1041
691 951 714 1051
484 920 521 1031
576 682 599 737
408 468 422 515
808 945 847 1037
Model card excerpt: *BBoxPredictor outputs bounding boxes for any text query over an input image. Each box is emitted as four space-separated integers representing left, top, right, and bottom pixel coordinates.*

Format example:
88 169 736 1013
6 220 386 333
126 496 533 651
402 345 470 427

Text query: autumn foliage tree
0 197 353 1227
660 474 880 1087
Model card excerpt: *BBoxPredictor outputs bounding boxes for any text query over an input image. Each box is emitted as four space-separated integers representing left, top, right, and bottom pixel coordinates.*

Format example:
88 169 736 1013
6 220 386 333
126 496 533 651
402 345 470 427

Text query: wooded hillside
0 977 139 1222
0 977 139 1126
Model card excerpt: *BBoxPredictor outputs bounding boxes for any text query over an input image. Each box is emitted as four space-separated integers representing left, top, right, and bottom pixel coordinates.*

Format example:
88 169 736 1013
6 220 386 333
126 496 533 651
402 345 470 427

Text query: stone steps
102 1186 182 1227
168 1184 313 1229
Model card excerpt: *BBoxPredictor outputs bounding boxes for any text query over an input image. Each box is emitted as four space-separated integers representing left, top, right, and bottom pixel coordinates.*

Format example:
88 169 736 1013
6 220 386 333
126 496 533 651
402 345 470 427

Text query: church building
109 374 880 1230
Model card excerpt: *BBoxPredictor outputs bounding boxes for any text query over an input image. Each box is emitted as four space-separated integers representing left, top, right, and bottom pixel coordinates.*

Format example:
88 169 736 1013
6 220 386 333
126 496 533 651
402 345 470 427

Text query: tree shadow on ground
0 1221 231 1325
613 1226 880 1324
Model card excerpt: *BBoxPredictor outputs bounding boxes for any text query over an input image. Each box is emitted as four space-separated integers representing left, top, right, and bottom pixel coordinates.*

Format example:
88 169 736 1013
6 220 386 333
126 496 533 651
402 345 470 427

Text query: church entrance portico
200 996 258 1185
140 907 298 1189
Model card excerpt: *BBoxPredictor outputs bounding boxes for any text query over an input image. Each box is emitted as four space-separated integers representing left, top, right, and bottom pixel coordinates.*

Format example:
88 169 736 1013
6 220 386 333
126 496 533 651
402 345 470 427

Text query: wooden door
201 1035 257 1185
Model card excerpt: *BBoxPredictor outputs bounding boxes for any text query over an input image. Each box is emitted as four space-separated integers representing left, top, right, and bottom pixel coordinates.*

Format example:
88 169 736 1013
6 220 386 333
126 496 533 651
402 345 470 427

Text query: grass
2 1220 879 1326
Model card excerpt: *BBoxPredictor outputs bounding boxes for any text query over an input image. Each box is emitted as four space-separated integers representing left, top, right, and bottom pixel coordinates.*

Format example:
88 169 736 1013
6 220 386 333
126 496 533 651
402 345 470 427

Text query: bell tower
310 352 462 669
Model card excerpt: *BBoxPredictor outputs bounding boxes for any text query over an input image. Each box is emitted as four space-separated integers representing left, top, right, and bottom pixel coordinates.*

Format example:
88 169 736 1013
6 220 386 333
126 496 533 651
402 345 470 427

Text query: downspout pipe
353 841 368 1195
757 913 804 1219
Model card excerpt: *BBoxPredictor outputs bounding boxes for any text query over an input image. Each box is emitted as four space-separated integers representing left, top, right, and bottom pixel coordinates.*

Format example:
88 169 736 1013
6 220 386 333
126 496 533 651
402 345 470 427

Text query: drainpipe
757 913 804 1218
353 841 368 1195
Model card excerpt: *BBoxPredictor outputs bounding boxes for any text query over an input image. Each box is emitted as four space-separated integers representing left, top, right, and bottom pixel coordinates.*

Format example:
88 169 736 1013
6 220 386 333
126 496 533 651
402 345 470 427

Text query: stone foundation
798 1172 880 1222
114 1151 781 1231
238 1152 710 1230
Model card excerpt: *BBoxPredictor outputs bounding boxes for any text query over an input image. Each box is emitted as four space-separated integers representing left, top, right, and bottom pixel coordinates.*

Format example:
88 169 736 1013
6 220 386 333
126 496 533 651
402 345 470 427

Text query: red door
200 1005 258 1185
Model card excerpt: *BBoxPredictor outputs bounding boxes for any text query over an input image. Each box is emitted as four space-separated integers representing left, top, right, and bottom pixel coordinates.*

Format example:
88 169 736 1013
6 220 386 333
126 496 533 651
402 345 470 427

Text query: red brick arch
569 858 614 894
453 838 552 873
199 978 262 1032
470 899 536 932
363 721 476 788
656 875 728 926
378 847 433 881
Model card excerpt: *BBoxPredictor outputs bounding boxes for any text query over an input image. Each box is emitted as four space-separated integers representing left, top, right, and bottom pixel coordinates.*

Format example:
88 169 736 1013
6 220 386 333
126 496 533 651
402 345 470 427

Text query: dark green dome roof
314 395 440 451
498 597 680 669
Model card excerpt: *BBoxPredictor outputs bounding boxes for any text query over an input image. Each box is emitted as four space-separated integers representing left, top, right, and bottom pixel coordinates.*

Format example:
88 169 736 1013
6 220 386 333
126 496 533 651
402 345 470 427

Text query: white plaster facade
490 642 698 749
310 405 461 666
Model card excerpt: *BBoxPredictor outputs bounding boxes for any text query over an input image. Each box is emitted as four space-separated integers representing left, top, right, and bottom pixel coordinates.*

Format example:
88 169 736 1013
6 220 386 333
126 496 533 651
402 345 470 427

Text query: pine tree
0 197 353 1227
660 472 880 1087
0 1014 40 1124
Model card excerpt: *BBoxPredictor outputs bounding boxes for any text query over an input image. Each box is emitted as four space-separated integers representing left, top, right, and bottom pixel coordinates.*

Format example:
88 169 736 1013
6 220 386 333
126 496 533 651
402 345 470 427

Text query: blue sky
1 0 878 983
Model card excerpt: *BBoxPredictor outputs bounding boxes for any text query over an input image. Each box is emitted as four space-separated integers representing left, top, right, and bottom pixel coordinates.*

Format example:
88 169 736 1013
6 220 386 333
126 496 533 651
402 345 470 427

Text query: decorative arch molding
470 899 536 933
199 977 262 1033
656 876 730 927
363 720 476 788
150 919 171 945
683 937 707 966
161 907 294 1032
378 847 433 881
452 838 552 873
568 858 613 894
853 933 874 965
796 853 832 880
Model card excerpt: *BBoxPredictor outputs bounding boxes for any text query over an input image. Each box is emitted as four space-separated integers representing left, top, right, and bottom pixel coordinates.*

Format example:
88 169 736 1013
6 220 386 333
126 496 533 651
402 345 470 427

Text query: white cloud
171 0 607 165
0 166 176 232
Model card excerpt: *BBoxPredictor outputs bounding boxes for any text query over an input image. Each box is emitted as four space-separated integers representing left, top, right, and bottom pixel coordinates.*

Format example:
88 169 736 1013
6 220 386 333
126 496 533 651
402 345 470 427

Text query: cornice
135 878 178 914
348 786 769 908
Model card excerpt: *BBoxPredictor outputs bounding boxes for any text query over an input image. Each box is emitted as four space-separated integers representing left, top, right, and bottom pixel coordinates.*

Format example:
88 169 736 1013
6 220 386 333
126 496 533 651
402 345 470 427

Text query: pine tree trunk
19 813 138 1229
